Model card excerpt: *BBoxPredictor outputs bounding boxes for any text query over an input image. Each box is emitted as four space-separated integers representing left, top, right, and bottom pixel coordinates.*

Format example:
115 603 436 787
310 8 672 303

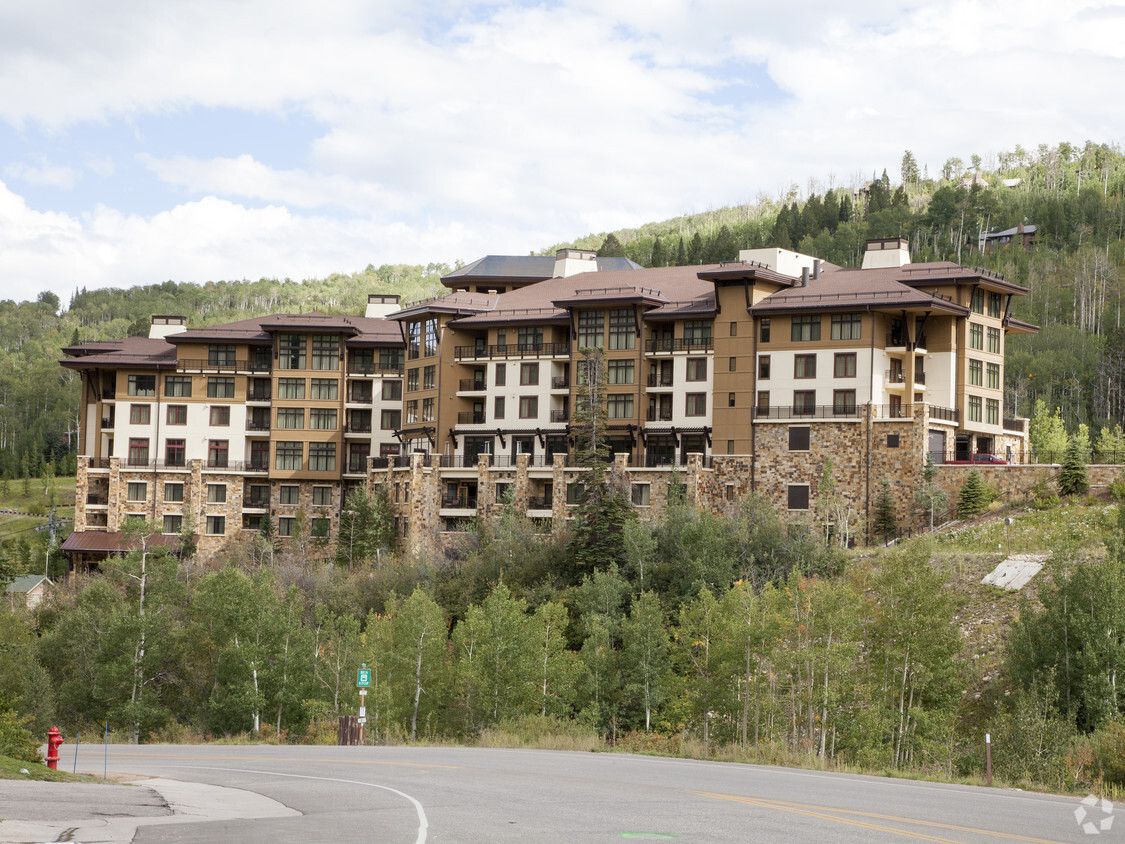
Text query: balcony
646 408 673 422
885 333 927 350
246 387 272 402
528 495 553 510
1003 417 1025 432
752 404 862 420
441 494 478 509
347 361 405 376
885 369 926 385
345 421 373 434
86 493 108 506
246 420 271 432
243 496 269 509
647 373 674 388
453 342 570 360
459 379 487 392
458 411 487 425
551 376 569 390
177 358 272 374
645 337 713 353
346 392 373 405
550 409 569 423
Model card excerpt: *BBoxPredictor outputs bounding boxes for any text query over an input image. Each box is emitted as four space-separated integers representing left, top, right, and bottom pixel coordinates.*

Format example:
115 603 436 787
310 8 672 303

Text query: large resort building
61 239 1037 567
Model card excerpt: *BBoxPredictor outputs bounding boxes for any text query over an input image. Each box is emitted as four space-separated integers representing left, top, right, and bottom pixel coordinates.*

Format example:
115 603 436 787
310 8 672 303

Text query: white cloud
4 158 78 189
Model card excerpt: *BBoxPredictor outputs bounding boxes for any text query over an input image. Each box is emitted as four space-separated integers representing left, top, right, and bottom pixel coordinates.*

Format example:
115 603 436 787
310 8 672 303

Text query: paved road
14 745 1114 843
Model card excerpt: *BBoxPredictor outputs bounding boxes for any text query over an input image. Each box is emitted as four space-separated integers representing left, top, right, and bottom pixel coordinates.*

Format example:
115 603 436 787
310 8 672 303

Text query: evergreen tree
598 233 626 258
649 236 666 268
871 478 897 544
1058 434 1090 496
956 470 993 519
675 237 685 265
686 232 704 264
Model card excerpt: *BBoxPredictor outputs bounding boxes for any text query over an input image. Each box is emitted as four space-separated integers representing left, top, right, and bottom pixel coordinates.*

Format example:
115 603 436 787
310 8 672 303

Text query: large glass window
405 400 418 423
311 378 338 400
209 406 230 426
986 362 1001 390
968 395 982 422
127 482 146 501
988 292 1002 318
833 390 856 414
164 376 192 397
758 356 771 379
276 441 303 470
311 335 340 370
208 345 236 366
793 390 816 413
519 396 539 418
608 309 635 350
424 319 438 356
127 375 156 396
407 368 419 391
969 323 983 350
164 482 184 502
423 366 436 390
206 516 226 535
520 363 539 385
163 515 183 534
577 311 604 348
167 404 186 425
407 321 421 359
309 442 336 471
970 288 985 314
382 380 402 400
380 348 404 371
279 334 306 370
794 354 816 378
791 315 820 342
986 398 1000 425
518 326 543 349
165 439 185 467
987 327 1001 354
130 404 150 425
208 440 229 468
381 409 401 429
830 313 862 341
685 358 707 382
128 438 149 465
969 359 983 386
309 408 337 430
207 377 235 398
608 360 635 384
834 353 856 378
607 394 634 418
685 393 706 416
422 398 434 421
207 484 227 503
278 378 305 399
683 320 712 346
759 319 771 343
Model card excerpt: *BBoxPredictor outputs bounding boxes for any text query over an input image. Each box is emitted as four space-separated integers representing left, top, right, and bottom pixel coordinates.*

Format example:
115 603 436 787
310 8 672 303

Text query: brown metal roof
61 530 188 554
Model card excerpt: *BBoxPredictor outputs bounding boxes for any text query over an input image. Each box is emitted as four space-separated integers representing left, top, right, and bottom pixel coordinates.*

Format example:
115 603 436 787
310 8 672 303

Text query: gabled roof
5 575 51 594
751 265 969 315
442 254 642 285
60 336 179 370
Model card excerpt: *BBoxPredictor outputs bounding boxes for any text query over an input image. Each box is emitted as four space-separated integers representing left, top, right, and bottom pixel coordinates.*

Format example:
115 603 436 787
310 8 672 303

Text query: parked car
946 454 1008 465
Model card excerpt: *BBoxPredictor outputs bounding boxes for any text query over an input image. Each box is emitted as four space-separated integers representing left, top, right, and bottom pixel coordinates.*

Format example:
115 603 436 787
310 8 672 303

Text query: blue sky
1 0 1123 303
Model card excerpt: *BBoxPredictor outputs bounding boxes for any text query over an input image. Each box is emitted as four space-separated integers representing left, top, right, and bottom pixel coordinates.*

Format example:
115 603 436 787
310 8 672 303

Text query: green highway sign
357 667 371 688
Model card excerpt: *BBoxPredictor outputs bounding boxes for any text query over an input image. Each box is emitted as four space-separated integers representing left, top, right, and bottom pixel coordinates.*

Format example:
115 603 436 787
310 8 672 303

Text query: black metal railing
459 379 487 391
243 496 269 509
246 388 272 401
86 493 108 505
644 338 713 353
551 376 569 389
752 405 863 420
647 373 674 387
347 361 405 375
345 422 373 433
884 369 926 385
550 409 569 423
457 411 487 424
178 359 272 373
441 495 478 509
453 342 570 359
528 495 553 509
646 409 673 421
246 421 270 432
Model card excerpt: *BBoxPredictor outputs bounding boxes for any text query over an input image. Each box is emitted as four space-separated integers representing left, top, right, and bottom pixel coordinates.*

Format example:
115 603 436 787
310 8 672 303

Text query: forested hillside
4 140 1125 477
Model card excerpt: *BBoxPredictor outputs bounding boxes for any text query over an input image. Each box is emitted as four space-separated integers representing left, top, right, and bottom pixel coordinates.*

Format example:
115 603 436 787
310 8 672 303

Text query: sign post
357 664 371 744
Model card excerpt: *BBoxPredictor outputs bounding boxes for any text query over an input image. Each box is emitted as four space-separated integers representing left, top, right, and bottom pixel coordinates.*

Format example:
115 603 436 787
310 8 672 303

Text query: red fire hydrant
46 726 64 770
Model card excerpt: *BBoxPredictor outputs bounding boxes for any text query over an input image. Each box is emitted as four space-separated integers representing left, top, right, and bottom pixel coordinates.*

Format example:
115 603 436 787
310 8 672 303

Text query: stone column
75 457 89 531
552 454 567 530
686 452 704 507
514 453 530 511
108 457 122 530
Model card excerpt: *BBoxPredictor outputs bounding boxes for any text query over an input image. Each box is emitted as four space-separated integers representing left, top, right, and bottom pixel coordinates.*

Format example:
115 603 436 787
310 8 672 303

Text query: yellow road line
690 792 1068 844
96 753 460 770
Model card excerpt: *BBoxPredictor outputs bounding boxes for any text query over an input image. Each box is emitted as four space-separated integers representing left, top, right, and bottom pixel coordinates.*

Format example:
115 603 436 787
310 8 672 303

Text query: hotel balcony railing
246 420 271 432
885 333 927 349
441 495 478 509
528 495 553 510
244 496 270 509
551 376 569 389
885 369 926 385
930 405 959 423
646 409 673 421
458 411 487 424
1003 417 1025 432
644 338 713 353
453 342 570 360
345 421 373 433
246 388 272 401
177 359 272 373
347 393 373 404
751 405 862 420
347 361 405 375
459 379 487 392
86 493 108 505
550 409 569 423
647 373 674 387
643 453 689 467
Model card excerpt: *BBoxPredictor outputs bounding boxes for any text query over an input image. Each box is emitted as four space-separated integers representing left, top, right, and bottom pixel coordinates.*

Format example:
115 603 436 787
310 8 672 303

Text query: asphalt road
48 744 1111 843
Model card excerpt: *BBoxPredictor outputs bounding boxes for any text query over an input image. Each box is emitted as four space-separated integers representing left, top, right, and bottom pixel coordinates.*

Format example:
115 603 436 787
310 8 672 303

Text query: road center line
167 765 429 844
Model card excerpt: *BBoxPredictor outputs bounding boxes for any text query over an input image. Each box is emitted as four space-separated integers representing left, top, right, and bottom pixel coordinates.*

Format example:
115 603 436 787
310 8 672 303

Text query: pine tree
649 236 666 268
1058 435 1090 497
599 233 626 258
957 470 993 519
872 478 897 544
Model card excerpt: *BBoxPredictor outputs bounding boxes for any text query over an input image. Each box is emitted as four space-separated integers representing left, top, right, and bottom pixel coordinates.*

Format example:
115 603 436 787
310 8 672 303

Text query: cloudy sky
1 1 1123 304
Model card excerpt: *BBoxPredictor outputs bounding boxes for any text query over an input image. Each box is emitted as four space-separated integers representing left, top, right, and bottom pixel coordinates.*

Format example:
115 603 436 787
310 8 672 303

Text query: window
833 390 856 414
494 396 505 419
164 438 185 467
969 323 983 350
730 321 738 336
424 318 438 356
631 483 650 506
794 354 817 378
276 441 303 470
789 426 810 450
311 378 338 400
422 398 434 421
970 288 985 314
407 368 419 391
495 482 512 502
208 440 229 468
968 359 983 386
130 404 151 425
791 315 820 342
349 381 373 403
163 515 182 534
407 321 421 359
760 319 771 343
793 390 816 414
164 376 192 397
609 309 635 350
278 378 305 399
209 405 230 426
312 486 332 506
787 484 810 510
278 517 295 537
128 438 149 465
518 326 543 349
608 360 635 384
311 335 339 370
685 393 706 416
309 408 338 430
167 404 187 425
207 377 235 398
757 391 770 411
423 365 436 390
127 482 146 501
164 482 183 502
725 484 736 500
128 374 156 396
206 515 226 535
607 394 633 419
208 345 236 366
207 484 227 503
309 442 336 471
519 396 539 418
986 398 1000 425
988 292 1003 318
758 356 771 379
686 358 707 382
383 380 402 400
683 320 712 346
987 327 1001 354
279 485 299 505
405 401 419 424
347 443 371 473
968 395 982 422
495 364 506 386
312 518 329 538
277 408 303 429
986 362 1001 390
834 353 856 378
830 313 863 341
279 334 306 370
512 363 537 388
887 434 901 448
382 409 401 429
728 392 736 407
729 357 737 372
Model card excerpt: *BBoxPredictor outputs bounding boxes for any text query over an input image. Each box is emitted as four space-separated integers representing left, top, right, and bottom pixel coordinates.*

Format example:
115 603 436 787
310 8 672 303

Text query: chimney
149 315 187 339
801 267 810 287
365 294 401 319
861 237 911 270
553 248 599 278
813 259 821 280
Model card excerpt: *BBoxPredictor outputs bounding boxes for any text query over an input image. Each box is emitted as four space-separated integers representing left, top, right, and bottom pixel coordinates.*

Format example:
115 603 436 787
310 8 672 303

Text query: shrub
957 470 994 519
1108 476 1125 501
1090 719 1125 786
0 707 41 763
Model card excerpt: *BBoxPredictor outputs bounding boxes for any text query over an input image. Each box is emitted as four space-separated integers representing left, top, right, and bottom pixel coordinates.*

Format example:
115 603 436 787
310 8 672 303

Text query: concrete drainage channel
981 553 1050 591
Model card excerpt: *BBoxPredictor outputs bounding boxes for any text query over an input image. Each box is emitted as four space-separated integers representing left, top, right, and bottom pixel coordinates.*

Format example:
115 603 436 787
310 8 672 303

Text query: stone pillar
108 457 122 530
477 453 494 515
514 453 530 511
408 451 439 560
189 459 204 534
75 457 89 531
686 452 704 507
552 454 567 529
